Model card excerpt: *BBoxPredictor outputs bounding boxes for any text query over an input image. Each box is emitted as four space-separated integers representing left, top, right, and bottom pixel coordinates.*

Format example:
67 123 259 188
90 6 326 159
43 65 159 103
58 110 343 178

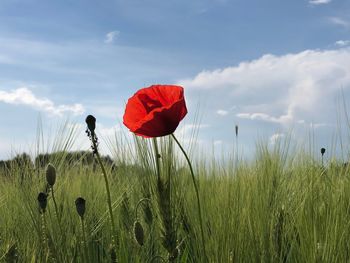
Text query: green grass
0 130 350 262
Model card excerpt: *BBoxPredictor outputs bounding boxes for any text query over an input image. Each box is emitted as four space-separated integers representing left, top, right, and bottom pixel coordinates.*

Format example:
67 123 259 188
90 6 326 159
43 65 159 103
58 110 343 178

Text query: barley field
0 120 349 263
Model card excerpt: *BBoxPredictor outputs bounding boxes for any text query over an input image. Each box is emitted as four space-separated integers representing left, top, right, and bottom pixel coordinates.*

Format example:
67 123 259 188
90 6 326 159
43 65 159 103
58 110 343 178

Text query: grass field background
0 122 350 263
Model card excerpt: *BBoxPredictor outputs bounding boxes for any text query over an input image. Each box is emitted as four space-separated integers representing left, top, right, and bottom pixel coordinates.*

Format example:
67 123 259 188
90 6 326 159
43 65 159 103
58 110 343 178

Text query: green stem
152 138 161 181
135 198 151 220
51 187 62 230
92 136 117 250
51 187 59 218
171 134 208 262
81 217 88 262
51 186 64 254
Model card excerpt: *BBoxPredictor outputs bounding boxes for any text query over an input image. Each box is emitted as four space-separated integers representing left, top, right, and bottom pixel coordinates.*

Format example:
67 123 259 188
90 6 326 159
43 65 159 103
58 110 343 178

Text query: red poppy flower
123 84 187 138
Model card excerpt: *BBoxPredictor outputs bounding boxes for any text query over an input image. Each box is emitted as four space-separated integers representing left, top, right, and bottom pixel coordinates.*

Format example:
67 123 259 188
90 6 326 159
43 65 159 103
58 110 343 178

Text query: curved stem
92 137 117 250
51 187 63 231
171 134 208 262
51 187 59 218
135 198 151 220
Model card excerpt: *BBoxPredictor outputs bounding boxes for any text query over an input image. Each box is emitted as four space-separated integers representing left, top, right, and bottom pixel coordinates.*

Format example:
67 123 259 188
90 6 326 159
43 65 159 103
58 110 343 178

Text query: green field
0 126 349 263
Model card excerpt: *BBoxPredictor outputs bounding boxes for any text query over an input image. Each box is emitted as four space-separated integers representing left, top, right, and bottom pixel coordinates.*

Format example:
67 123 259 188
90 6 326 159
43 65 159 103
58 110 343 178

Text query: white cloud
105 31 120 44
88 104 124 120
329 17 350 28
179 48 350 128
309 0 331 5
0 87 85 116
236 112 293 125
216 109 228 116
335 40 350 47
99 124 121 138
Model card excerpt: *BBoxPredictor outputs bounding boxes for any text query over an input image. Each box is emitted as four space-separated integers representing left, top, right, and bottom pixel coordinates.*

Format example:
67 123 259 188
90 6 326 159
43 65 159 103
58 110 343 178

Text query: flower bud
133 221 145 246
37 192 47 212
85 115 96 133
45 163 56 187
321 148 326 156
235 124 239 137
75 197 86 218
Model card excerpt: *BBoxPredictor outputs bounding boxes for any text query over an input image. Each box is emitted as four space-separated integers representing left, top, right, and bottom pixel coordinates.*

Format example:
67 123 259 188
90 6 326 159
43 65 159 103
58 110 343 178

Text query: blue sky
1 0 350 160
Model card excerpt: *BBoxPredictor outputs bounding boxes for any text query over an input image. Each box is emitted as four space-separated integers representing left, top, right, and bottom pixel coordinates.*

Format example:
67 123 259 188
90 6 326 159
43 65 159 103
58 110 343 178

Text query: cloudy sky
1 0 350 160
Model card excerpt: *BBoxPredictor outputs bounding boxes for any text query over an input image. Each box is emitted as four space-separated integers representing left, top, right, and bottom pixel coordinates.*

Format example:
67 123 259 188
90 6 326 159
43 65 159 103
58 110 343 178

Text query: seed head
75 197 86 218
133 221 145 246
85 115 96 133
321 148 326 156
37 192 47 212
45 163 56 187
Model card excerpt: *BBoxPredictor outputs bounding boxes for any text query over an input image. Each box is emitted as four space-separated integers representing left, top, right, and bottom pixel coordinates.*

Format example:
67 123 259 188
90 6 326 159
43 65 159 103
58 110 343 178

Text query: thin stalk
51 187 59 218
171 133 208 262
40 213 49 261
50 186 64 256
80 217 88 262
152 138 161 181
135 198 151 220
92 137 118 250
51 187 63 231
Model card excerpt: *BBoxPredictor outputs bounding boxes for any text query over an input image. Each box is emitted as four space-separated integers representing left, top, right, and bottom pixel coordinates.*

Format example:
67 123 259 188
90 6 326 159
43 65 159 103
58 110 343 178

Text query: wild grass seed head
45 163 56 187
133 220 145 246
37 192 48 213
85 115 96 133
75 197 86 218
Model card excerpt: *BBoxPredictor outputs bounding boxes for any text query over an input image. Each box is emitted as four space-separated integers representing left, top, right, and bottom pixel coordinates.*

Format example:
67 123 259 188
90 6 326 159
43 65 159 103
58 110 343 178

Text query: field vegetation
0 121 349 263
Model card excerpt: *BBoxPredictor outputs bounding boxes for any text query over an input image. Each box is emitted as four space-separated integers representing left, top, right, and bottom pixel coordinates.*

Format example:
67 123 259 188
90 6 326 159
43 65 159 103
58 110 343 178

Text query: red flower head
123 84 187 138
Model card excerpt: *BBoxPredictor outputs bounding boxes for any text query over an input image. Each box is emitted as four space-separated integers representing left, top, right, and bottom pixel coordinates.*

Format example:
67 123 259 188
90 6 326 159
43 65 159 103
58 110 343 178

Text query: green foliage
0 135 349 262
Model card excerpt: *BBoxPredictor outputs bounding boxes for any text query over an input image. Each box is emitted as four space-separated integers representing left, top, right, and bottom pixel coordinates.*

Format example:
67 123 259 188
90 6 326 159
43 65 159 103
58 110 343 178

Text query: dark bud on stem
75 197 86 218
85 115 96 133
235 125 239 138
133 221 145 246
321 148 326 156
45 163 56 187
37 192 47 213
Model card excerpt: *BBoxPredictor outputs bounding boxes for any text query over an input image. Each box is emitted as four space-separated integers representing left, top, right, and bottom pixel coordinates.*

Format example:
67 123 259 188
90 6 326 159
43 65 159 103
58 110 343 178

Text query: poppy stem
92 137 118 253
51 186 63 238
171 133 208 262
152 138 161 181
